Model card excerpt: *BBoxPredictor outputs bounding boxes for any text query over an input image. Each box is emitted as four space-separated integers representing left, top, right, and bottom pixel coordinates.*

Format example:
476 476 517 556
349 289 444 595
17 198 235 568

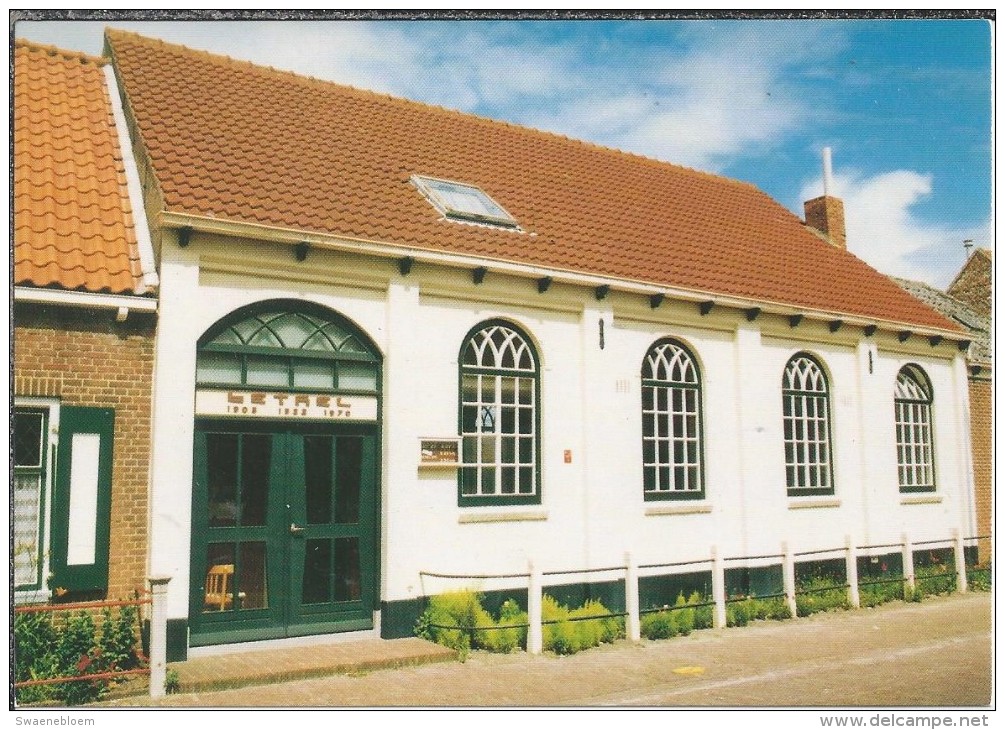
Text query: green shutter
50 406 114 594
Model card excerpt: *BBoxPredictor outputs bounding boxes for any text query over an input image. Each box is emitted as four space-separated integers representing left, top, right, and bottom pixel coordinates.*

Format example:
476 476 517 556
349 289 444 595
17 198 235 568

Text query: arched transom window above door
196 304 380 393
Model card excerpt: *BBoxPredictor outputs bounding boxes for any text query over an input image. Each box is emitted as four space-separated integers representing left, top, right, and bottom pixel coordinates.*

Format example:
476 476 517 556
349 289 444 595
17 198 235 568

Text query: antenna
822 147 834 196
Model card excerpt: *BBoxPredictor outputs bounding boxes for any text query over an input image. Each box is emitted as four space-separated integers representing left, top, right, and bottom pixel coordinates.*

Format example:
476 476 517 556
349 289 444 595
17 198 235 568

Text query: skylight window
412 175 518 229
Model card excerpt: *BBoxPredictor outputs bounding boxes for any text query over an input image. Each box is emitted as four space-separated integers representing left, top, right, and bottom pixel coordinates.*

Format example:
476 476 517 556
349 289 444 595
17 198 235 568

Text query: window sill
788 498 841 510
645 503 713 516
458 510 548 524
900 494 942 505
14 589 52 606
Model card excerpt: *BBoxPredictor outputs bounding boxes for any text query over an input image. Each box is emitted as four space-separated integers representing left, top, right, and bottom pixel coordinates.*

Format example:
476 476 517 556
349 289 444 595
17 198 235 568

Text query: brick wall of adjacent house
14 303 156 600
968 375 993 565
948 251 992 319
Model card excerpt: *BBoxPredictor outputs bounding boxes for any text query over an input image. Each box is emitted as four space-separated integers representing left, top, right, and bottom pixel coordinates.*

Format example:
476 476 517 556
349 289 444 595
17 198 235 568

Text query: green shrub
541 595 576 654
14 602 147 706
480 599 526 653
641 609 677 639
859 579 906 608
570 599 623 646
13 611 58 705
415 590 494 657
641 592 708 640
726 597 753 627
795 577 850 617
967 565 992 592
54 612 106 706
541 595 621 655
673 593 695 635
914 564 956 596
99 604 142 672
690 592 714 630
164 668 181 695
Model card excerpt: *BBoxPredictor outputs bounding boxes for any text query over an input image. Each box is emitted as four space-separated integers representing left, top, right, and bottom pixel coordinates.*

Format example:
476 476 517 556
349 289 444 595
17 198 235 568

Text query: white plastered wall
148 230 974 622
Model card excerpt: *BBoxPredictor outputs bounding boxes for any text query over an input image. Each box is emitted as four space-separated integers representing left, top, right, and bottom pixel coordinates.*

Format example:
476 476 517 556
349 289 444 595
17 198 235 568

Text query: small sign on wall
419 438 461 467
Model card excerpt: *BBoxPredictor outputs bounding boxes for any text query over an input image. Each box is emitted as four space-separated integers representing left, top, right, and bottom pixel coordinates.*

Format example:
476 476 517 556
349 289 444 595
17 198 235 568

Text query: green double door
191 422 377 645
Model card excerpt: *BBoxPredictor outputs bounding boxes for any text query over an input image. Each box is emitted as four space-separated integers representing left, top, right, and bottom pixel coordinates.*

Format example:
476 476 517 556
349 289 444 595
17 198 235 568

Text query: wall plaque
419 438 461 467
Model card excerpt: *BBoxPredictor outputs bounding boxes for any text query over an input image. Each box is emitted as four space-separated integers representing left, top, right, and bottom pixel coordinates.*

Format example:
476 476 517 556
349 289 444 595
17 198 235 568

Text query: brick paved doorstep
96 592 991 708
169 637 458 694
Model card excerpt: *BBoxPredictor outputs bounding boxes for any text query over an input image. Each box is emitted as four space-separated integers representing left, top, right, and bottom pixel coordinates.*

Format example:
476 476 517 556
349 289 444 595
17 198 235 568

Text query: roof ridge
15 38 107 67
102 27 756 192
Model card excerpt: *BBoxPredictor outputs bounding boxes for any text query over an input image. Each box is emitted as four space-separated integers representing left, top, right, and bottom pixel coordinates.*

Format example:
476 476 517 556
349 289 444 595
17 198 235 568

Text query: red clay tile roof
14 40 147 296
107 30 957 331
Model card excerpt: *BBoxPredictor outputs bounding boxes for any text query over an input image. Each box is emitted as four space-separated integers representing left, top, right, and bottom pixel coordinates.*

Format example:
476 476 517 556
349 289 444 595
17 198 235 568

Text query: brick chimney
804 147 847 250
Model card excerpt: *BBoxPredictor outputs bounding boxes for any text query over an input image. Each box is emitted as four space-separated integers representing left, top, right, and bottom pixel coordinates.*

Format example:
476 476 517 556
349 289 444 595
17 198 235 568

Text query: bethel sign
195 389 378 422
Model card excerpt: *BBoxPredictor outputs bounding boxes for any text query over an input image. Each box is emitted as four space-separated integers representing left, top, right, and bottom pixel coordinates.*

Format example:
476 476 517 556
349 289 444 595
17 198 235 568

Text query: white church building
104 30 976 658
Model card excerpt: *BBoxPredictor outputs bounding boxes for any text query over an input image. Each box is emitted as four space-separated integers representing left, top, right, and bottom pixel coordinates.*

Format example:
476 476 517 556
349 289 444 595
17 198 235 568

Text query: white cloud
499 22 840 170
799 170 990 287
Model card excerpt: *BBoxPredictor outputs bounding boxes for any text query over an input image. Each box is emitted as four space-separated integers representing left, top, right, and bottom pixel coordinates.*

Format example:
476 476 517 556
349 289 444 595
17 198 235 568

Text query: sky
13 12 993 288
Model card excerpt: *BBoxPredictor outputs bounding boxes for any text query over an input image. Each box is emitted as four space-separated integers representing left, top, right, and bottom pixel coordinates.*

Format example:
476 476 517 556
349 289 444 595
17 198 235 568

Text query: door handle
290 523 305 536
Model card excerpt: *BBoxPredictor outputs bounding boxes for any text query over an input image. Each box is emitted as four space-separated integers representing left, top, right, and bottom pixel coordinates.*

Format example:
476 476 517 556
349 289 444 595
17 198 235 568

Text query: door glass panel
333 537 361 602
304 435 333 525
302 538 332 605
238 542 269 610
334 437 362 524
241 435 270 526
207 434 238 527
203 543 236 612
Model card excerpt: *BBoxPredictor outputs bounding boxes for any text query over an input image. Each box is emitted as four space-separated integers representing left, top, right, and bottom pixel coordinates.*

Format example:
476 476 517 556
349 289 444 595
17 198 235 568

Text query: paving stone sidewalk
92 592 991 708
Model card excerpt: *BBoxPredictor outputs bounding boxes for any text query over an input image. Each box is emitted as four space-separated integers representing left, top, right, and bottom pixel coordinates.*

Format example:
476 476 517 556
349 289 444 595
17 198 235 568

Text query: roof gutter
104 64 159 292
15 286 158 320
159 211 966 341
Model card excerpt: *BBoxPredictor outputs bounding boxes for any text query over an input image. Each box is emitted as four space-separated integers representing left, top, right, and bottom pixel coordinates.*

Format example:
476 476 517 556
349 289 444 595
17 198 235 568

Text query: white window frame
13 398 59 604
412 175 519 229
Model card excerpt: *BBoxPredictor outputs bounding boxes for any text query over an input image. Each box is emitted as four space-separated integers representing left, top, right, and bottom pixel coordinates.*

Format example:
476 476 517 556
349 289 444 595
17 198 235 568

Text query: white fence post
782 541 797 619
711 545 727 629
147 575 172 698
527 560 543 655
953 529 968 594
845 535 860 609
901 532 915 598
625 551 641 642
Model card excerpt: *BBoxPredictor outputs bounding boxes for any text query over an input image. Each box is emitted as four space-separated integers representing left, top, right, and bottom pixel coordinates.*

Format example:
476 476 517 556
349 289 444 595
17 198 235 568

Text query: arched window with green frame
782 352 834 496
894 364 936 493
641 337 705 501
458 319 540 506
